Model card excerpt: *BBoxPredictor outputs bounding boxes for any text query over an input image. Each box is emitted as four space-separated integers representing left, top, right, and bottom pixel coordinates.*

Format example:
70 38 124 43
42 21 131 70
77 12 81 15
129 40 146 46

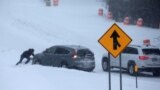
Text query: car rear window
77 49 93 57
142 49 160 55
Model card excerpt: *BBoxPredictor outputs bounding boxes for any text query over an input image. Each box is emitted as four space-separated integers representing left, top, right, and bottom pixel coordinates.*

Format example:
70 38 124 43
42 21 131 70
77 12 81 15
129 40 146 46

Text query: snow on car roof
54 45 89 50
129 45 159 49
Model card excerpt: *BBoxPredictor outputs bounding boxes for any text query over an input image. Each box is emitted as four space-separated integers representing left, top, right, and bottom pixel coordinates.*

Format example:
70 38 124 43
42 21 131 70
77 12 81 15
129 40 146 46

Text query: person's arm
32 53 35 57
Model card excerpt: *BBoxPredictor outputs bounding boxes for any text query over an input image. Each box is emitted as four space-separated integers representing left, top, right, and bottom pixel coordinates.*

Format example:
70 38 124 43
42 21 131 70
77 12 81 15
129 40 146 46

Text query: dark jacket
21 49 34 58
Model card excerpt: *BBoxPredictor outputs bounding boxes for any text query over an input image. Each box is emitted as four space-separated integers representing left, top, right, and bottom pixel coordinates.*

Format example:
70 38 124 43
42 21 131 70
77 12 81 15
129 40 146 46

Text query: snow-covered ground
0 0 160 90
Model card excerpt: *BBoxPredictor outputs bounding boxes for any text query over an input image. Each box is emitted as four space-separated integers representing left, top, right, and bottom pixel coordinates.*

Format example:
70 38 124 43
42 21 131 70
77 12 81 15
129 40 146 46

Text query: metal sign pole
119 54 122 90
134 65 138 88
136 73 138 88
108 53 111 90
135 65 138 88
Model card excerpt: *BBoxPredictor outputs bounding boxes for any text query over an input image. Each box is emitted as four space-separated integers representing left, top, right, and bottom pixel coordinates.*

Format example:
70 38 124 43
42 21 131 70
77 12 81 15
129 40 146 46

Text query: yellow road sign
98 23 132 58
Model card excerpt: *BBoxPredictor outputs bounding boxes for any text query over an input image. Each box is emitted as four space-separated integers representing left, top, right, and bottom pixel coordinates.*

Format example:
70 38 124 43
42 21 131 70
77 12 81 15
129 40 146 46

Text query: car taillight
72 50 78 59
139 56 150 60
72 55 78 59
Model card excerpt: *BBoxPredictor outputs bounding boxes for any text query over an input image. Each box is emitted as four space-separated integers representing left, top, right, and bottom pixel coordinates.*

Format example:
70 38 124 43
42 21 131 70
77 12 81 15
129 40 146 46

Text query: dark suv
32 45 95 71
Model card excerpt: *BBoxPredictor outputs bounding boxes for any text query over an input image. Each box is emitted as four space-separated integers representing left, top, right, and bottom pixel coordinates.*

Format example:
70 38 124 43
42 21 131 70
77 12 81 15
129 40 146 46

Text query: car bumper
139 67 160 72
74 60 95 71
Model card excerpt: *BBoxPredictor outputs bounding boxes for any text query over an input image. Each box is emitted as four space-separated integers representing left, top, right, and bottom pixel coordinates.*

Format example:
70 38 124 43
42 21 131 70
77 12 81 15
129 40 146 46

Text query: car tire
32 57 41 64
61 62 68 68
152 70 160 77
128 62 136 76
102 58 109 71
86 68 94 72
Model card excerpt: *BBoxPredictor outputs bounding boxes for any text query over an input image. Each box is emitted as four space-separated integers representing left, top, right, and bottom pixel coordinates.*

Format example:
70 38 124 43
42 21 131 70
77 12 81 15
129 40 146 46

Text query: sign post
98 23 132 90
134 65 138 88
119 54 122 90
108 53 111 90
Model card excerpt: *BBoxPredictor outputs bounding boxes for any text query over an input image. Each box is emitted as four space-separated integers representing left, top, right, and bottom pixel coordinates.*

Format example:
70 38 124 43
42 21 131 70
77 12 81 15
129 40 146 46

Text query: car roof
53 45 89 50
129 45 159 49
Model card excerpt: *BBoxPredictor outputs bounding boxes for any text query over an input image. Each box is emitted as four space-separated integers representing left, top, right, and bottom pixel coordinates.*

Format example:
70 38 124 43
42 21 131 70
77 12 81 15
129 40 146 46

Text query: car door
110 54 119 67
121 47 138 68
113 47 134 68
110 47 132 68
42 47 56 66
52 47 70 67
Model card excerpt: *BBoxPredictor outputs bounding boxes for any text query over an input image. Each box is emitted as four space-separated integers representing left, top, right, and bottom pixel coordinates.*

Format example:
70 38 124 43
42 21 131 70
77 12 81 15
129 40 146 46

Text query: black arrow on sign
110 30 121 50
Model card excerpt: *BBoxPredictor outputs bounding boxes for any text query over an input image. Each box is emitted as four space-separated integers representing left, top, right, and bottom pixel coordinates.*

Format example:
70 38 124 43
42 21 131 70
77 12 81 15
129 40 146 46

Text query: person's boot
25 60 30 64
16 62 20 65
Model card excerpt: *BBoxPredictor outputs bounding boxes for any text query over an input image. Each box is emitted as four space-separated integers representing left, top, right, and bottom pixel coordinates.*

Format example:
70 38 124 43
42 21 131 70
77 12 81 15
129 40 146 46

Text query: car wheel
32 57 41 64
61 62 68 68
86 68 94 72
152 70 160 77
128 63 136 76
102 58 109 71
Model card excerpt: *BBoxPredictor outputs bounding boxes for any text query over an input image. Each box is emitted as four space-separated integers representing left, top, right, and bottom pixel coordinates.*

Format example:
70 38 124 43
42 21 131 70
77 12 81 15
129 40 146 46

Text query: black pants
16 56 31 65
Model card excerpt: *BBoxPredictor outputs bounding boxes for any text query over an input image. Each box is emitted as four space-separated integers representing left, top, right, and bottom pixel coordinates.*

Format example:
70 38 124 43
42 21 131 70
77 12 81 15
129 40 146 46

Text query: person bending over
16 48 34 65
